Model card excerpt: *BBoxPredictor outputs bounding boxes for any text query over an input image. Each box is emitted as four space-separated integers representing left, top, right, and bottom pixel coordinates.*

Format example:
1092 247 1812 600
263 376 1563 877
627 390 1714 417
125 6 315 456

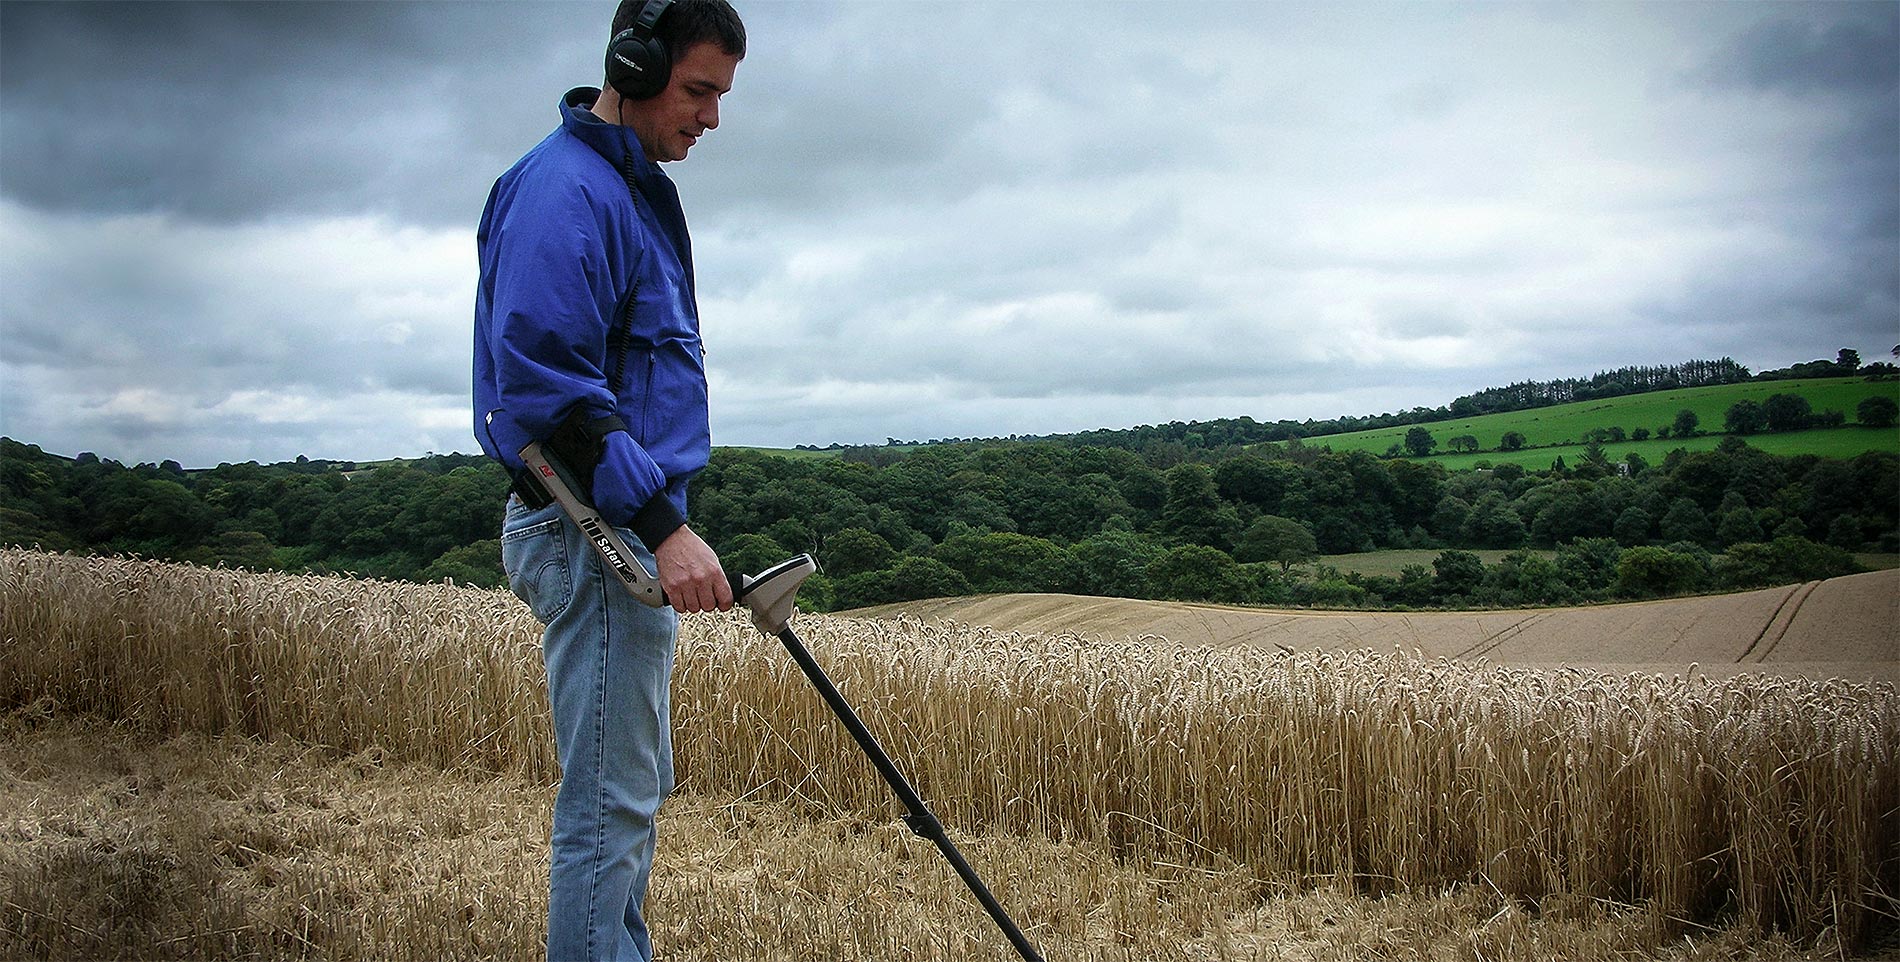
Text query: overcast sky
2 1 1895 467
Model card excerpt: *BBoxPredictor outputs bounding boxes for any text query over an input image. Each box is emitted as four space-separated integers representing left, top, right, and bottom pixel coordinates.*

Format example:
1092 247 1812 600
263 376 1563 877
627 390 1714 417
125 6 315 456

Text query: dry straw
2 548 1894 946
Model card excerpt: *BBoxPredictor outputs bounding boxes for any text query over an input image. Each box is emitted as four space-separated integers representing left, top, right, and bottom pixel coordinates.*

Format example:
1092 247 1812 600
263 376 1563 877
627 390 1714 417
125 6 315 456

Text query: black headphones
605 0 674 100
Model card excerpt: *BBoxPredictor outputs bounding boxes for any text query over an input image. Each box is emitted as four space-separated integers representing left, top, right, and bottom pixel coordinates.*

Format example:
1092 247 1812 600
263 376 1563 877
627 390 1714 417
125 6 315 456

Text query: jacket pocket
501 517 571 624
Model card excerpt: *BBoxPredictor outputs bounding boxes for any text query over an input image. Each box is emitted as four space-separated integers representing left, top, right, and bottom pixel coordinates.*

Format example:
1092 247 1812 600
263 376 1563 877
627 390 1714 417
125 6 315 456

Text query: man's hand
653 525 732 613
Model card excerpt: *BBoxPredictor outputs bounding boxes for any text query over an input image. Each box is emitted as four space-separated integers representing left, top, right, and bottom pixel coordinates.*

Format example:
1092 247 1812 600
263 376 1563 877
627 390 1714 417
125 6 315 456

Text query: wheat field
1 548 1896 959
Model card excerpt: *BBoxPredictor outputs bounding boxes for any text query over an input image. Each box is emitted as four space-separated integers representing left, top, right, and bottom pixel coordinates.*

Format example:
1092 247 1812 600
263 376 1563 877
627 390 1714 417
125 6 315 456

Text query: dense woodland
5 352 1894 610
3 424 1891 612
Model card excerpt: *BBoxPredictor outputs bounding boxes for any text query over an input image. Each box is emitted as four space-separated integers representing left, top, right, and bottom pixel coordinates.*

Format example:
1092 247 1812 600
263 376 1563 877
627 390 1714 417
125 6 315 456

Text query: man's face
628 41 740 163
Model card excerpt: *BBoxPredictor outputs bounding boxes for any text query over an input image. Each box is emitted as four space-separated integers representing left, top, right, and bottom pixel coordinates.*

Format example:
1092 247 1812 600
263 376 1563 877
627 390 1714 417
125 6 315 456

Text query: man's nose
700 100 719 130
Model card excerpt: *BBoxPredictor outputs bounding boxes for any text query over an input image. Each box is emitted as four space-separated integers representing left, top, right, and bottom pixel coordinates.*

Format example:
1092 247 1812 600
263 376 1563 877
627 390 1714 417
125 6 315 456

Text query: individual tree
1581 439 1610 468
1429 495 1471 543
934 531 1074 593
1233 515 1319 572
1213 455 1303 516
1071 525 1163 598
1715 496 1764 547
822 527 895 577
1489 550 1576 606
1431 549 1486 599
722 533 795 580
1856 395 1897 428
1555 537 1623 596
1824 515 1865 550
1838 348 1861 372
1449 435 1480 453
1724 399 1767 435
1404 426 1437 457
1461 492 1527 548
1658 497 1714 546
1499 431 1527 452
1612 506 1653 545
1762 393 1813 432
1381 459 1448 534
1158 463 1242 550
1146 545 1252 603
1672 409 1700 438
1393 564 1435 606
1615 546 1707 598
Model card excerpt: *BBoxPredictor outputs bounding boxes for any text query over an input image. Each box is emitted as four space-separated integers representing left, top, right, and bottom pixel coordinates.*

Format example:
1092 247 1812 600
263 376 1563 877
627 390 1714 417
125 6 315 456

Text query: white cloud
0 199 475 464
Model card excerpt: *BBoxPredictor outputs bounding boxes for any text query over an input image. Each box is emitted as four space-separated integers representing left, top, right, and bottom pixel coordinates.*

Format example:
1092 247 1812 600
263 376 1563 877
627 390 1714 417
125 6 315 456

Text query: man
471 2 743 959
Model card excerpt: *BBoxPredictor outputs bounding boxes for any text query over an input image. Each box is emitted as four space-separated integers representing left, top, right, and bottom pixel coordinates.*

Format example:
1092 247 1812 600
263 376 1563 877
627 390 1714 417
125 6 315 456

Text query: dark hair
612 0 745 60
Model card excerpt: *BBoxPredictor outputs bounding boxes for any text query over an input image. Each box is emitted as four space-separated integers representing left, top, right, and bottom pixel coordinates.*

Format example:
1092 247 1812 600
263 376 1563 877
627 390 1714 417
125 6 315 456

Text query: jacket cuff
630 495 687 552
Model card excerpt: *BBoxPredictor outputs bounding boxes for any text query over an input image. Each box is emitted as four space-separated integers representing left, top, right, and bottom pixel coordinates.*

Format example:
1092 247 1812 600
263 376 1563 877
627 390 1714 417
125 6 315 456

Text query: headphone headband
633 0 670 38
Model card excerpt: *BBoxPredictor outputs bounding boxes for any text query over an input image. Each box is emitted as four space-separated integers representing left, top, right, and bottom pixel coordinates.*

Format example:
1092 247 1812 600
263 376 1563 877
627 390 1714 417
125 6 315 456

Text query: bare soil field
849 569 1900 683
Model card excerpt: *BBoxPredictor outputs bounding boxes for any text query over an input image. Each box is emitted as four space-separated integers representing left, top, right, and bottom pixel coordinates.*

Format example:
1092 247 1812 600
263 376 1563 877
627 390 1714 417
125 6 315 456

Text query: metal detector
519 440 1045 961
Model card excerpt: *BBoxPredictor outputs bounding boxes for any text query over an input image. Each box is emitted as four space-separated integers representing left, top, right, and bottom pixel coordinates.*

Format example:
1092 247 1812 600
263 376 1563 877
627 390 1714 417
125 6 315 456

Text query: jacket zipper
640 350 656 441
608 278 637 396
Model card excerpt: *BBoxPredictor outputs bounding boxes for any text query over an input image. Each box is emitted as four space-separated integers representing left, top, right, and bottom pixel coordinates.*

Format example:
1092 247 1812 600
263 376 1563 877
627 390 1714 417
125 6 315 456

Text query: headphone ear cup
606 29 671 100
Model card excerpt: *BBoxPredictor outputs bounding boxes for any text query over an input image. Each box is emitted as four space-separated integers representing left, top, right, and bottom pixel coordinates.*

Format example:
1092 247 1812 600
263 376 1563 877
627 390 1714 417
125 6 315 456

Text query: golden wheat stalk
1 548 1893 946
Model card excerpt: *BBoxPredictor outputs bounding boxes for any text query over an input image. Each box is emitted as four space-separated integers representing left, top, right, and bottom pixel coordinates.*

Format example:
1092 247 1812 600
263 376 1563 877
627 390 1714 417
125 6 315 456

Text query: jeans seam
587 550 610 961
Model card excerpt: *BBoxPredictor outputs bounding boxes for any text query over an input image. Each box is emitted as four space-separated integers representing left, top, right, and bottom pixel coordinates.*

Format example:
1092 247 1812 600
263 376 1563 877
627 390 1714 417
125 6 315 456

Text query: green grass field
717 445 840 460
1422 426 1894 471
1318 548 1554 578
1295 377 1899 466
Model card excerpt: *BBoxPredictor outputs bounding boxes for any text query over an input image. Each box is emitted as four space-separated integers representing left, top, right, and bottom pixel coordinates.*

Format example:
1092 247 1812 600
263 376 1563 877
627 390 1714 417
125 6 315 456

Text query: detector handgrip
731 554 817 635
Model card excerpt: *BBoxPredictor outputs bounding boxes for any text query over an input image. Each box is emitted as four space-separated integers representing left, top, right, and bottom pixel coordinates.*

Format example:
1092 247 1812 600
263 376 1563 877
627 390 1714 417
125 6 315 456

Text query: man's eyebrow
682 76 732 95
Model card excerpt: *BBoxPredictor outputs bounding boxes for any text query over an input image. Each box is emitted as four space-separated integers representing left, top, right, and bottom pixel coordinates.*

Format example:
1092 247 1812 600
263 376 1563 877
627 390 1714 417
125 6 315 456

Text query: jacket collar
559 87 696 290
560 86 656 179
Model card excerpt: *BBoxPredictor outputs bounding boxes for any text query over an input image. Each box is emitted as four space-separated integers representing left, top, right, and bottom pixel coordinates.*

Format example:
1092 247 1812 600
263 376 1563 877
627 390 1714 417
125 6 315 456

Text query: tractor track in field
1738 580 1819 664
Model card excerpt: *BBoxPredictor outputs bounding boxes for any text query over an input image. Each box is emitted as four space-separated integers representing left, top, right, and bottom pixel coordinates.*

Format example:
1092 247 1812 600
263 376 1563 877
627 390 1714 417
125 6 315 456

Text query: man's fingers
654 526 731 613
664 566 728 613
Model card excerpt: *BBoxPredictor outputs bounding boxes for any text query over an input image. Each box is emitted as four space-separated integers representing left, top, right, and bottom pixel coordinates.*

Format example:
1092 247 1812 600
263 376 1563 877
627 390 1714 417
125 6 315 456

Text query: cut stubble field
850 568 1900 684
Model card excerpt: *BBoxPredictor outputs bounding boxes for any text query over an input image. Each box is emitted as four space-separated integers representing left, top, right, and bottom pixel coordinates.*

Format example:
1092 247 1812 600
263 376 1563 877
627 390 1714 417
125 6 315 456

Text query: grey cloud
5 1 1897 461
1707 11 1899 95
0 0 598 226
1690 7 1898 247
678 4 1226 223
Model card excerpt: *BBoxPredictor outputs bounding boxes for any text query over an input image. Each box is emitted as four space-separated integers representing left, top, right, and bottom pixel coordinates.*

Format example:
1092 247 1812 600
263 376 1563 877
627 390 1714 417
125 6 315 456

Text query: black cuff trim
630 496 687 552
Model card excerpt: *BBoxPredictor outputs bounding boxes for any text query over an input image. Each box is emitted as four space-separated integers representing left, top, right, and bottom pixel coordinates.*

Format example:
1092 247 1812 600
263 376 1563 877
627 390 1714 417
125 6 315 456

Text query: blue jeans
502 496 679 962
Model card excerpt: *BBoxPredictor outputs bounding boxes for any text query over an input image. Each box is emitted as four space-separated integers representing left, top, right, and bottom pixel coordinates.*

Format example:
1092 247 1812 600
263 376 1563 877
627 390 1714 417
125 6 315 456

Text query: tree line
837 350 1893 456
4 429 1891 613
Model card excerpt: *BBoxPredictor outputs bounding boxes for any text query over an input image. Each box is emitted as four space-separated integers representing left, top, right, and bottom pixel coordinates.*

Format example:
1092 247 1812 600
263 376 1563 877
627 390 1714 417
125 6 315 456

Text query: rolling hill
1285 375 1899 465
846 568 1900 683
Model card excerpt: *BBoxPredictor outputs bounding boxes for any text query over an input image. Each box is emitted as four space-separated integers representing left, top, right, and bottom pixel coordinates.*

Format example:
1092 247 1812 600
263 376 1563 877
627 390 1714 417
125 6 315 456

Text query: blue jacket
474 87 708 546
